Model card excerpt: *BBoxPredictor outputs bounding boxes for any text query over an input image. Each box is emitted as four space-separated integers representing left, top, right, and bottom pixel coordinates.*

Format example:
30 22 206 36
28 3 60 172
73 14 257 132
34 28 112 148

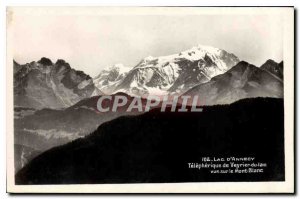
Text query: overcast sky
12 9 283 76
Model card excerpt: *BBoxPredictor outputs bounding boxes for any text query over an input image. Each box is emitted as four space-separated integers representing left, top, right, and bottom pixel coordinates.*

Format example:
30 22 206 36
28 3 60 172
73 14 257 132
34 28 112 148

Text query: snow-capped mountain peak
95 64 130 78
94 45 240 96
93 63 131 95
143 56 155 62
113 63 130 73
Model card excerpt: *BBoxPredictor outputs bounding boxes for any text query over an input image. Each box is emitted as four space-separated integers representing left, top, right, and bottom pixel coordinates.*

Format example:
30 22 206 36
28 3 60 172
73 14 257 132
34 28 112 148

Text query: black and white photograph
6 6 294 193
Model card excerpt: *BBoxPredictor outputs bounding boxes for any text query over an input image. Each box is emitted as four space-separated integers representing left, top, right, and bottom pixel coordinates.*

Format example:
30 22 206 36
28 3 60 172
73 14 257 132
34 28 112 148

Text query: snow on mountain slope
93 64 131 95
94 45 240 96
14 58 101 109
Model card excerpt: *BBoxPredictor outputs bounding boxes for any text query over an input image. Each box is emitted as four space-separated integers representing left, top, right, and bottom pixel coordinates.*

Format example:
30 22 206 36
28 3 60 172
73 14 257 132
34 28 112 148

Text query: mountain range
14 58 101 109
93 45 240 96
13 44 284 173
184 61 283 106
14 45 283 109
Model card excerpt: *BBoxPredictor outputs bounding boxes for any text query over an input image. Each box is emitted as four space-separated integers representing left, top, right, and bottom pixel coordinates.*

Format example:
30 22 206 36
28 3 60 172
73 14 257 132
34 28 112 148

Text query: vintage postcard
6 7 294 193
